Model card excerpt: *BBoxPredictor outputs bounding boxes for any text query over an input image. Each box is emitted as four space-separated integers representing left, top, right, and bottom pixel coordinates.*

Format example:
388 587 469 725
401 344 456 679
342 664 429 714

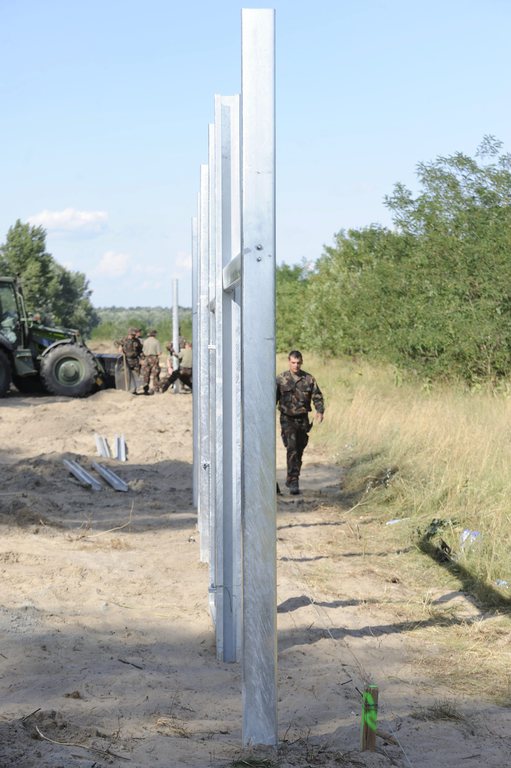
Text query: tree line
4 136 511 382
277 136 511 383
90 307 192 345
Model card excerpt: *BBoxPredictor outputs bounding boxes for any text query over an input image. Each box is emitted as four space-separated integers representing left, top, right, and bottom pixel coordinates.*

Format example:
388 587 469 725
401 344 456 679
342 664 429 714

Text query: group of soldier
117 328 323 496
116 327 192 395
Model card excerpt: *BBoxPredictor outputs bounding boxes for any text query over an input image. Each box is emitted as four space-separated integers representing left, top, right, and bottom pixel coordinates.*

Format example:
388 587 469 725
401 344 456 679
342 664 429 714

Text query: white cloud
96 251 131 277
133 263 168 276
175 250 192 273
28 208 108 235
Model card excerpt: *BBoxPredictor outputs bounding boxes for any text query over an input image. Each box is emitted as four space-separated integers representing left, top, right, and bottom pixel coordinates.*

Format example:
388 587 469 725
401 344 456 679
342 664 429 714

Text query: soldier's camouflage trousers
280 413 311 483
125 356 140 374
141 355 161 391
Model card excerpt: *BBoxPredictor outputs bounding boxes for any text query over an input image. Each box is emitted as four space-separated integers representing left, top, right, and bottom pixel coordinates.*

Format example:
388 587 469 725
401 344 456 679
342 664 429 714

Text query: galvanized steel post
191 216 198 508
207 122 218 624
171 278 181 392
198 163 210 564
214 94 242 662
240 7 277 747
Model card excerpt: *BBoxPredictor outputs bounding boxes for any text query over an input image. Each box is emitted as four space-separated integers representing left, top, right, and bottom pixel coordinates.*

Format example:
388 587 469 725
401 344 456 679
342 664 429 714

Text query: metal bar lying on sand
64 459 103 491
91 462 129 492
114 434 127 462
94 434 111 458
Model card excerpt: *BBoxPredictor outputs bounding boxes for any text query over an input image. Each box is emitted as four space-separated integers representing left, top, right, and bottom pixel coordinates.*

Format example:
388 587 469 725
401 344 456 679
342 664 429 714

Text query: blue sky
1 0 510 308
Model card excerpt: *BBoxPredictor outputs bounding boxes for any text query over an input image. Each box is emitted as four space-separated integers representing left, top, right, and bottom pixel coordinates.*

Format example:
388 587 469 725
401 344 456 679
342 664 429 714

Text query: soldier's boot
289 480 300 495
286 477 300 495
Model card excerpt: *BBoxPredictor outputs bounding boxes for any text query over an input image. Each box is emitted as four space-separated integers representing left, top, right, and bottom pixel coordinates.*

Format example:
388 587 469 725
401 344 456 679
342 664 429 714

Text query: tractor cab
0 277 37 377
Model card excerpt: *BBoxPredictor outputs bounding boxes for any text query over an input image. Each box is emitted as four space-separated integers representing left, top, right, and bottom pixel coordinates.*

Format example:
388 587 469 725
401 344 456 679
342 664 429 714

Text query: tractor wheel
41 344 99 397
0 349 12 397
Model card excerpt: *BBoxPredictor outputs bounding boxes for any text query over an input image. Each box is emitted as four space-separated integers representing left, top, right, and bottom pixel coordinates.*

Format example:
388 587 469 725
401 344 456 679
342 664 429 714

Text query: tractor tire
0 349 12 397
41 344 99 398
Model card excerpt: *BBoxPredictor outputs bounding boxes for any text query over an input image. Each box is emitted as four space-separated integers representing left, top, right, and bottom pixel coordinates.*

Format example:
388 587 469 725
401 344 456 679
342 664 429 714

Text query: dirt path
0 390 509 767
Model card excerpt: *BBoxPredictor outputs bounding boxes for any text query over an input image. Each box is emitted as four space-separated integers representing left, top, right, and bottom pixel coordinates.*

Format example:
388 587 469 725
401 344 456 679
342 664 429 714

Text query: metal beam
222 251 241 292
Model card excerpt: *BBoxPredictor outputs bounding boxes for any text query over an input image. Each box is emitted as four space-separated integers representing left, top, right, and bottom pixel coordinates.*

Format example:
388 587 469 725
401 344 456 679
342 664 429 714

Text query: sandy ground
0 384 510 768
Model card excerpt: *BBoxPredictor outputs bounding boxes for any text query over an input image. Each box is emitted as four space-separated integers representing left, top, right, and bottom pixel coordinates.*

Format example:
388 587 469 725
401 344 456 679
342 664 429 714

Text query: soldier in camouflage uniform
141 329 162 394
161 341 193 393
116 327 143 374
276 350 324 495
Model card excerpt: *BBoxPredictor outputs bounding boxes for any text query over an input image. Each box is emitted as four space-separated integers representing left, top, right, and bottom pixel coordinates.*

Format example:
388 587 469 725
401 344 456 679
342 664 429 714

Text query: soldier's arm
311 379 325 421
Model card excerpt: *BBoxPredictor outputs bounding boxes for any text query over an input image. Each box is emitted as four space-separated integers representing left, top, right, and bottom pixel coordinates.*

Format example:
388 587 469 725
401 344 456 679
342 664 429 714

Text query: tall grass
291 354 511 596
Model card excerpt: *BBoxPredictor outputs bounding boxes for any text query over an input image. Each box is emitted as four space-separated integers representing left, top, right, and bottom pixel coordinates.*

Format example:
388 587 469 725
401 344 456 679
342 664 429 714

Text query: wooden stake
360 684 378 751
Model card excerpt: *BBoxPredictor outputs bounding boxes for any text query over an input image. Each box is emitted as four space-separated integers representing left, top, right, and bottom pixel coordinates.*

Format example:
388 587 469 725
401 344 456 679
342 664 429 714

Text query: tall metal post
171 279 181 393
172 279 179 352
240 8 277 747
198 163 210 563
208 122 218 623
192 217 199 508
214 94 242 662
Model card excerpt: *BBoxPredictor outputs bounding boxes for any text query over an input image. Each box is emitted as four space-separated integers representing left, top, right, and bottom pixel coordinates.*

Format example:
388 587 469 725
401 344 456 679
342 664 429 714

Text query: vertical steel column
227 94 242 664
241 8 277 747
215 94 242 662
198 163 210 563
171 278 181 393
213 96 225 657
208 123 217 623
231 280 242 664
191 217 199 508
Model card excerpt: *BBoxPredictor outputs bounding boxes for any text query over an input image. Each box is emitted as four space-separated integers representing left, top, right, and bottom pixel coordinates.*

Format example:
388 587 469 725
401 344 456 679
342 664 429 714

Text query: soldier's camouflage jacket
276 369 324 417
117 336 143 361
114 336 143 371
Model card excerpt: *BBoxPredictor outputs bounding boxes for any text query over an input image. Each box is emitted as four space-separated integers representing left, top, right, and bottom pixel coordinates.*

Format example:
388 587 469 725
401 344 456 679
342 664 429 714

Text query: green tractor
0 276 117 398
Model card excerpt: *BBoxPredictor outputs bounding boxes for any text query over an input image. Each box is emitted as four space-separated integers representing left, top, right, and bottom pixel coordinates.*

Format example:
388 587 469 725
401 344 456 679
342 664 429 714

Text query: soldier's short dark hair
128 327 137 334
288 350 303 360
149 329 157 336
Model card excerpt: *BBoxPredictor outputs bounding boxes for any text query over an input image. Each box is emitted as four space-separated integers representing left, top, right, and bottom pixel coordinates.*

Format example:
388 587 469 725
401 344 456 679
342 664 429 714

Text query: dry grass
410 699 465 722
278 354 511 705
411 613 511 705
289 354 511 600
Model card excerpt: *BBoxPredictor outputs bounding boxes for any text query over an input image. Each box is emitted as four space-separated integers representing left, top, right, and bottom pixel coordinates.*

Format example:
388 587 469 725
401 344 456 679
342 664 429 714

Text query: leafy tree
383 136 511 381
303 137 511 383
51 265 100 334
0 220 58 308
276 263 309 352
305 225 408 358
0 220 99 336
